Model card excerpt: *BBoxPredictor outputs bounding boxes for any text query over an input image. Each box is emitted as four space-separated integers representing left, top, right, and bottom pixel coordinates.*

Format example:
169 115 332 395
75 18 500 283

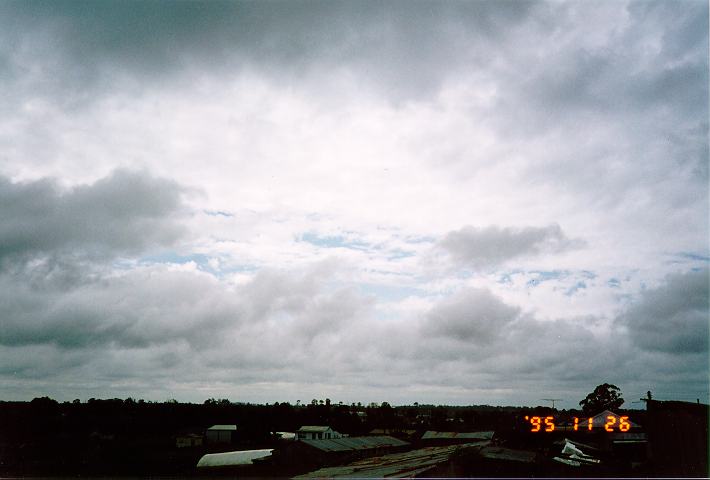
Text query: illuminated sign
523 415 632 432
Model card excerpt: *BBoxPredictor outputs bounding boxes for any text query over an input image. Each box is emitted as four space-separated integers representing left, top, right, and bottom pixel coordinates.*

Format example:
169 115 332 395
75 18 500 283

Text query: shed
206 424 237 443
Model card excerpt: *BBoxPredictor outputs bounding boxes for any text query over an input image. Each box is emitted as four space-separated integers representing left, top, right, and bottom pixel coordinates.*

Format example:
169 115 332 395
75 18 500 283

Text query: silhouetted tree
579 383 624 415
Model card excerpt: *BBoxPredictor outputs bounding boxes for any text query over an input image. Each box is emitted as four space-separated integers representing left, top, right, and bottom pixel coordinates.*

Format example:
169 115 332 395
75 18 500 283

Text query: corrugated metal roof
207 424 237 431
294 442 490 478
421 430 494 440
196 449 272 468
369 428 417 435
297 425 332 432
299 435 409 452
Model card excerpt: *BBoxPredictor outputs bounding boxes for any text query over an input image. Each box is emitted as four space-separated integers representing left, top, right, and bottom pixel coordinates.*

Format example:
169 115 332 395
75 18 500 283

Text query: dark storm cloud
438 224 581 268
0 0 535 103
620 268 709 354
0 170 187 262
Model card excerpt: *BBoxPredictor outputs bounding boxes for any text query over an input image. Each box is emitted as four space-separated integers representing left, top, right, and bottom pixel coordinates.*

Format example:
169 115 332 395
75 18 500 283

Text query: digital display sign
524 415 633 432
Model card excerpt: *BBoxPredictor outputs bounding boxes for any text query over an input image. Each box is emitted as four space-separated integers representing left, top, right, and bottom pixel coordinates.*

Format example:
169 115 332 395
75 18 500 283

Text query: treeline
0 396 589 444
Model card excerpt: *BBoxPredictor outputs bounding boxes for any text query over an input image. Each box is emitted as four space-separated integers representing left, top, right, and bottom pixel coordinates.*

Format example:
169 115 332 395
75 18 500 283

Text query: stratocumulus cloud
0 170 188 261
438 224 582 268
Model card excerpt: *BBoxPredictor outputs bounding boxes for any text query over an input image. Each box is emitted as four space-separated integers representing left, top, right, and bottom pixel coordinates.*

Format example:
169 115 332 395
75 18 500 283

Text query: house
296 425 342 440
587 410 641 430
558 410 646 462
206 424 237 444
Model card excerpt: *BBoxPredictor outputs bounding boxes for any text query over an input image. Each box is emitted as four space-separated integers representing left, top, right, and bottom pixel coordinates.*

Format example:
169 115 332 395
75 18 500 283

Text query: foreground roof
479 446 537 463
196 449 272 468
299 435 408 452
295 442 489 478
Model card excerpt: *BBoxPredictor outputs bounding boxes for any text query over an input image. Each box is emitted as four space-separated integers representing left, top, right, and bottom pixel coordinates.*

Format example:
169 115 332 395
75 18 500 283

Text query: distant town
0 388 707 477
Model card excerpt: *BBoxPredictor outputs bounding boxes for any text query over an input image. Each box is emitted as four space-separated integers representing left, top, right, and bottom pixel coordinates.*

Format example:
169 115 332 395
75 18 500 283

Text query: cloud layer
0 1 707 405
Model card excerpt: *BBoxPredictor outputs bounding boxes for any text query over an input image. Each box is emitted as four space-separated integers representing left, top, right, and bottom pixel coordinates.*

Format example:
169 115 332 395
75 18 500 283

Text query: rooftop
421 430 495 440
299 435 409 453
196 449 272 468
297 425 332 433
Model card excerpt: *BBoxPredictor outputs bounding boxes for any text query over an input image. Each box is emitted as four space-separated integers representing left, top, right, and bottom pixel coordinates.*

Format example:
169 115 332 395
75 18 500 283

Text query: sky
0 0 708 407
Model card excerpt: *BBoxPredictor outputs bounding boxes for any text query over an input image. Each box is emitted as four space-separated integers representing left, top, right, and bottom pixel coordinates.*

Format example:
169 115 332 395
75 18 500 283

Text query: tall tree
579 383 624 415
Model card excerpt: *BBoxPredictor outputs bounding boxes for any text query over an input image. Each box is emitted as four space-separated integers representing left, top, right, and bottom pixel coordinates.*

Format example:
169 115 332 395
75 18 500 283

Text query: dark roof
298 435 409 453
479 446 537 463
648 399 709 413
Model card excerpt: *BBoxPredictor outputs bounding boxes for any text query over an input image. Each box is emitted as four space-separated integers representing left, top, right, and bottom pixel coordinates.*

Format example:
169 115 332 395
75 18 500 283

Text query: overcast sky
0 0 707 407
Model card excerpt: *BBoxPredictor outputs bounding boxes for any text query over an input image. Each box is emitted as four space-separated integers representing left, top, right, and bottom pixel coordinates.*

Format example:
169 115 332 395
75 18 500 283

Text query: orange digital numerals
604 415 631 432
618 416 631 432
530 415 632 433
524 416 555 432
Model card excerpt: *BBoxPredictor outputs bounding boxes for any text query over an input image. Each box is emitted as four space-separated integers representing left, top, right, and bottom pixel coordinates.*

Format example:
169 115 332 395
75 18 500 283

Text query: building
205 424 237 444
587 410 641 430
645 399 708 476
296 425 342 440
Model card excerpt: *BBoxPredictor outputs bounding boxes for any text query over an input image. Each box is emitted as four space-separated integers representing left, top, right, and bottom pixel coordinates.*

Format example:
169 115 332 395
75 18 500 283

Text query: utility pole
639 391 652 408
541 398 563 409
